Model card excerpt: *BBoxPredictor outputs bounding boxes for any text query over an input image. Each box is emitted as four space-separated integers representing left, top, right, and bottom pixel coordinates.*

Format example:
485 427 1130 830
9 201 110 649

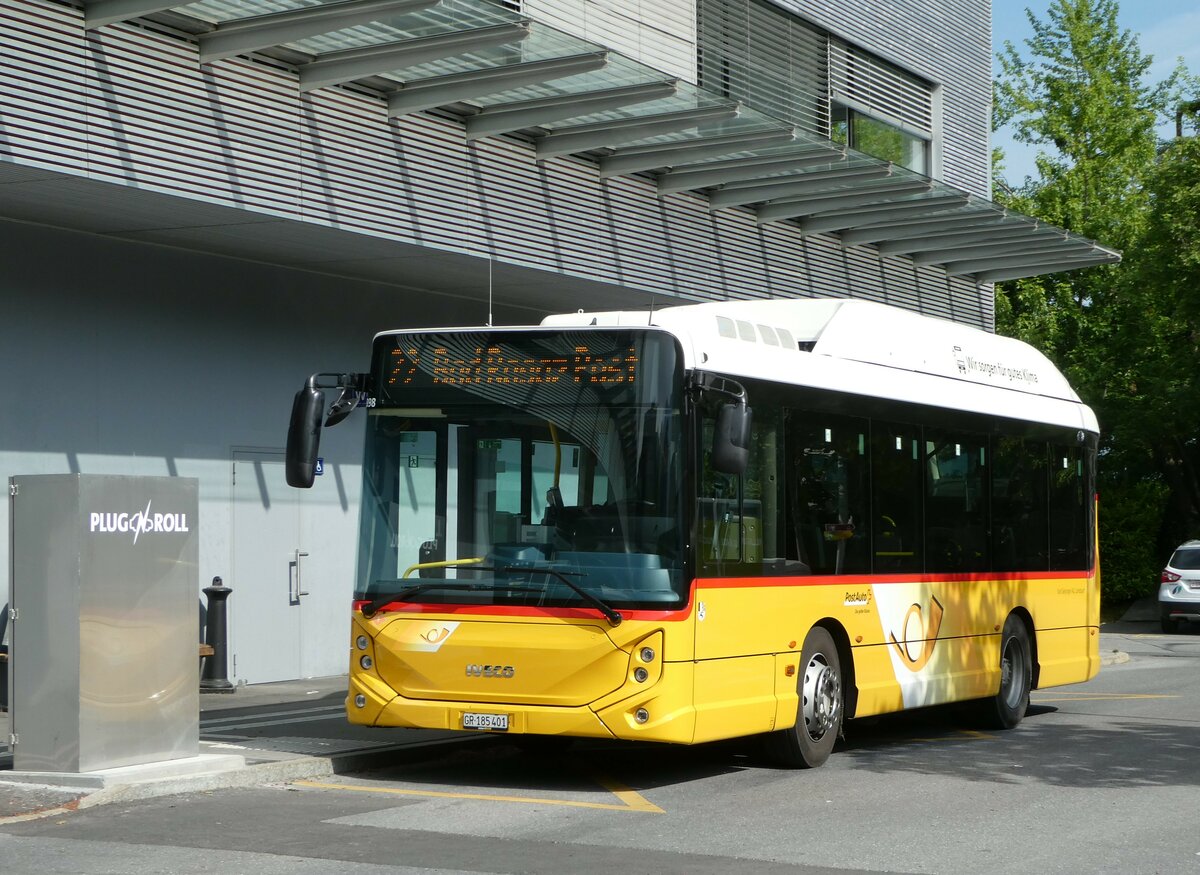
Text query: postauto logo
89 500 190 544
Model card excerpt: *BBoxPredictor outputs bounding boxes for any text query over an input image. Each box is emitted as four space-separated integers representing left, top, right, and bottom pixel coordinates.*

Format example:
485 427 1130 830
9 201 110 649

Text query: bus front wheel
764 626 843 768
979 615 1032 730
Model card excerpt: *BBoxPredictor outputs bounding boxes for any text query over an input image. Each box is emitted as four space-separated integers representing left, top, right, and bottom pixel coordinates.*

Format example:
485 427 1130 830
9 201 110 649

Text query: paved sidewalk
0 675 467 823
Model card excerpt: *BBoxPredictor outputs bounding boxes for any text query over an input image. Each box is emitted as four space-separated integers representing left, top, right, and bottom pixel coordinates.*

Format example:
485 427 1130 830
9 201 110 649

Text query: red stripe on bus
353 568 1091 620
352 599 694 623
696 569 1093 589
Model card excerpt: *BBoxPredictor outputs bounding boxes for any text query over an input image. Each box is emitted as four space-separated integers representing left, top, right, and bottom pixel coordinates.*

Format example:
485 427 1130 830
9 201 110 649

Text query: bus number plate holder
462 712 509 731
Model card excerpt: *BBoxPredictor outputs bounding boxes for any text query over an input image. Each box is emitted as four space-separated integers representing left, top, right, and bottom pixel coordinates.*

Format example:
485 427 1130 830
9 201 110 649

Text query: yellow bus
286 298 1099 767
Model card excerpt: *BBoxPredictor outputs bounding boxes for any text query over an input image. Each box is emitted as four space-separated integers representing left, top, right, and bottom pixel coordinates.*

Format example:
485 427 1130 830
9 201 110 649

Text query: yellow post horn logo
420 627 451 645
889 596 944 672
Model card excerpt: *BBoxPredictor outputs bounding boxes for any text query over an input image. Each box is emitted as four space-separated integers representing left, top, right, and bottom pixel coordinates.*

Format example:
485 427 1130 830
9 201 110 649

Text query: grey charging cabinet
9 474 199 773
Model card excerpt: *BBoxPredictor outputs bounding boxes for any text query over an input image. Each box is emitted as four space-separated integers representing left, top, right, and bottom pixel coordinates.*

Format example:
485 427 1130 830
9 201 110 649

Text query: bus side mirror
712 403 752 475
286 384 324 488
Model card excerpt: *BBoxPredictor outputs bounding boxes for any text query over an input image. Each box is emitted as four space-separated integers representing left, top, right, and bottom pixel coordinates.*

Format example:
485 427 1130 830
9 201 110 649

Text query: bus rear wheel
979 615 1032 730
764 626 843 768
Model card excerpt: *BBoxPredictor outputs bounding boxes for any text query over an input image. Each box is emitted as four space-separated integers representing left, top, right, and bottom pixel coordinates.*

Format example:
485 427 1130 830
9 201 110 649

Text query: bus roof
540 298 1098 434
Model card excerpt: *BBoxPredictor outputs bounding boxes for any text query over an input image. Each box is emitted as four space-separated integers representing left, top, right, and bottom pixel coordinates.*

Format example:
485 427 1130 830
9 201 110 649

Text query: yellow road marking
296 774 663 814
591 774 665 813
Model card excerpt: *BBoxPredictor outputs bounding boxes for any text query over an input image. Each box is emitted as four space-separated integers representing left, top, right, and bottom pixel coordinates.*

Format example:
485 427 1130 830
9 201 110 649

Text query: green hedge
1098 479 1169 605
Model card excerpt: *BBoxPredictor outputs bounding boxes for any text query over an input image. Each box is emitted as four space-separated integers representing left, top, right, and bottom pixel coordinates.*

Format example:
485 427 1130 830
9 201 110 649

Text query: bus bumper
348 662 698 744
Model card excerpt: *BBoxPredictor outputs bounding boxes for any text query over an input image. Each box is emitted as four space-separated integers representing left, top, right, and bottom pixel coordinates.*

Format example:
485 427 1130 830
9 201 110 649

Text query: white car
1159 540 1200 633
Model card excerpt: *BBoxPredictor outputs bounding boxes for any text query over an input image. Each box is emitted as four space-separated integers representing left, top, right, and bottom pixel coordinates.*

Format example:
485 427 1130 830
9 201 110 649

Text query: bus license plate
462 712 508 731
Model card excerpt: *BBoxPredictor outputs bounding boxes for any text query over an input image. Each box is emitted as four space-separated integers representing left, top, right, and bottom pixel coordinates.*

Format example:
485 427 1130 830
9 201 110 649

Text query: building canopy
83 0 1120 283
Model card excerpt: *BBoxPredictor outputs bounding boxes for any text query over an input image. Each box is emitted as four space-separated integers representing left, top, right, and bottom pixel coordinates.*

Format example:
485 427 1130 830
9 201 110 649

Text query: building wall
528 0 992 198
770 0 992 196
0 220 534 680
0 0 998 682
0 0 992 328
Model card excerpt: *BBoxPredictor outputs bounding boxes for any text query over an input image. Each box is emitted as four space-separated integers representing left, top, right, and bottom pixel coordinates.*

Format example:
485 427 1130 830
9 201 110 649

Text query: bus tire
764 626 843 768
980 615 1032 730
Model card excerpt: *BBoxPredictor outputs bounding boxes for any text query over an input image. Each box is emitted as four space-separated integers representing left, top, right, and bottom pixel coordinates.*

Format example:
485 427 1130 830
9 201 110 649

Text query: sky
990 0 1200 185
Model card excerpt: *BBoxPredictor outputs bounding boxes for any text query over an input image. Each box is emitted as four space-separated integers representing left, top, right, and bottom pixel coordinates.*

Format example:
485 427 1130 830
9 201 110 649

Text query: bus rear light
1162 570 1181 583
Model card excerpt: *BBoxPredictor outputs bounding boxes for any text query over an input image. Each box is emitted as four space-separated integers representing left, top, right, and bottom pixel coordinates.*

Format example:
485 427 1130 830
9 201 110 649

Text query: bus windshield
355 328 687 611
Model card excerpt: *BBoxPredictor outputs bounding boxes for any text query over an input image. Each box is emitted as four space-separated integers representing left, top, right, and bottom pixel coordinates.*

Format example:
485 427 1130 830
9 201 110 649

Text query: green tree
1125 136 1200 544
995 0 1176 243
992 0 1199 603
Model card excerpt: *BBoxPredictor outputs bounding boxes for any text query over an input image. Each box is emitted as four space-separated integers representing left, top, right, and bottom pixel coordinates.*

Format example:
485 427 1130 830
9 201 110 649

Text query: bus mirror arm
285 373 367 488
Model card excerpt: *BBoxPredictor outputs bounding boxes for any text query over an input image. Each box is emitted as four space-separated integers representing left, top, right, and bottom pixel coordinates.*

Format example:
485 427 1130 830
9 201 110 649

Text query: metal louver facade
697 0 831 136
0 0 1047 329
697 1 934 149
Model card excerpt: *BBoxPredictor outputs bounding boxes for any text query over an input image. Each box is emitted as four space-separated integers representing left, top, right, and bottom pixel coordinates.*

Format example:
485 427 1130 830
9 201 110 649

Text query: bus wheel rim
802 653 840 740
1000 637 1024 708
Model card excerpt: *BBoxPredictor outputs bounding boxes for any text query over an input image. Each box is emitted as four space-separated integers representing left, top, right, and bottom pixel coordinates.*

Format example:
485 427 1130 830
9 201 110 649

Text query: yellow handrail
401 556 486 579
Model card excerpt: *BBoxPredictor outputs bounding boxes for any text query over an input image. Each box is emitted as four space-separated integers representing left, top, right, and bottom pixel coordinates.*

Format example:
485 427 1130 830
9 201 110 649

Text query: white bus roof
541 298 1098 434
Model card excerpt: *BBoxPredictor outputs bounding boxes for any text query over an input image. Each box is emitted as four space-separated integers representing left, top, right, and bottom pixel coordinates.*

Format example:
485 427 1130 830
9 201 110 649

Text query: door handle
295 549 310 599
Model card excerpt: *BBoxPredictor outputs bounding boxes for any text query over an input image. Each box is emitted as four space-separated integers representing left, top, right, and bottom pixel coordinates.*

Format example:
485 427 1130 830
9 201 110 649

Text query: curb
0 741 449 823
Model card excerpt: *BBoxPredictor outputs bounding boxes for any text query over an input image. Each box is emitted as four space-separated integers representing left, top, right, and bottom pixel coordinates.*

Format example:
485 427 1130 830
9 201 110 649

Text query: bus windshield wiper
361 566 623 627
360 577 541 618
500 565 623 627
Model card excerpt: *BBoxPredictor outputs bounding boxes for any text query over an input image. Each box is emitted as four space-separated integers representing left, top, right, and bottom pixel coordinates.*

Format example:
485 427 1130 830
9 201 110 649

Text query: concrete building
0 0 1117 684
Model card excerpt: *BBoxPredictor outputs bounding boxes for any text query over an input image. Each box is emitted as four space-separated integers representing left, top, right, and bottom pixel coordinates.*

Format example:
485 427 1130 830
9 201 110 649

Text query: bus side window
1050 445 1091 570
871 422 922 573
992 437 1049 571
698 404 785 575
925 430 990 572
698 413 749 570
786 413 870 575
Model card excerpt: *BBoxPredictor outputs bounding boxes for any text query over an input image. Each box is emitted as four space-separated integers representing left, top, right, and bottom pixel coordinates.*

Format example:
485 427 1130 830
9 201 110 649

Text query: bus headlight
639 647 656 663
634 667 649 683
360 655 373 670
356 635 369 650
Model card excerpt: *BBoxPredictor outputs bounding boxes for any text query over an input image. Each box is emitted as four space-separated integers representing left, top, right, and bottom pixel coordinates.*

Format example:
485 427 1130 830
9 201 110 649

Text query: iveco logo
466 664 515 678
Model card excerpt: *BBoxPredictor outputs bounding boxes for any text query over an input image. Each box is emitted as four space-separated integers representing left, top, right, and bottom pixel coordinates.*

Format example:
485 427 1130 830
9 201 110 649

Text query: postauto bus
285 298 1099 767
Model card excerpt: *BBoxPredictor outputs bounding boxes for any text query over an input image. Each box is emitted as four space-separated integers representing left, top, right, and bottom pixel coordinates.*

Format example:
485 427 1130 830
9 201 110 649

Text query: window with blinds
697 0 934 171
697 0 830 135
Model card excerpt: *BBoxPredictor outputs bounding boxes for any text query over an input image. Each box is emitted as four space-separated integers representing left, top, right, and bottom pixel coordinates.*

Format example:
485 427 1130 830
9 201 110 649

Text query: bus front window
355 329 686 611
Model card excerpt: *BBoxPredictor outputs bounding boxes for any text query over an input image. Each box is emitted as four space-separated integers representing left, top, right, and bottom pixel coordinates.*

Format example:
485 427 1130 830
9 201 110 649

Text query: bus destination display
388 343 640 387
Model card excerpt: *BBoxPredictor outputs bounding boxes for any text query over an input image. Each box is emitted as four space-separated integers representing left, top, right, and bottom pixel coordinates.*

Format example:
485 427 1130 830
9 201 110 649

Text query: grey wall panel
0 0 991 328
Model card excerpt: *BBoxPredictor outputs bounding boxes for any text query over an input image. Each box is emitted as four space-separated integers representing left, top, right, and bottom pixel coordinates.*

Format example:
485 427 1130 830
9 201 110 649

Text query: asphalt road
2 625 1199 874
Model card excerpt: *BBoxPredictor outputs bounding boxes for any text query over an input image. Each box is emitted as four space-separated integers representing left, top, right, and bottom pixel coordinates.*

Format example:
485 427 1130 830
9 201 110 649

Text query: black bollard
201 576 235 694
